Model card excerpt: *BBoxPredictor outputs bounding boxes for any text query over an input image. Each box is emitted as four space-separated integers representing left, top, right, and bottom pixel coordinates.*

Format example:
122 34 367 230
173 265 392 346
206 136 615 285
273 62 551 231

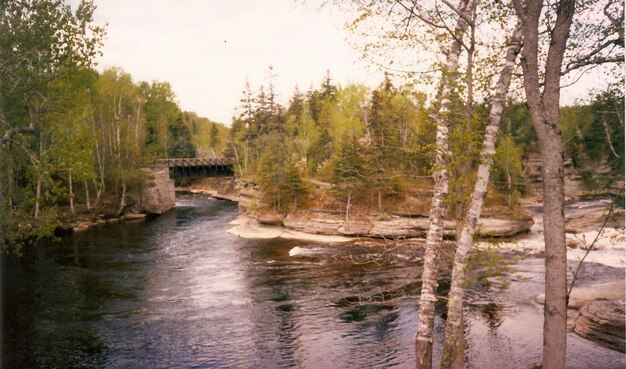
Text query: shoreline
57 211 151 235
226 213 356 243
179 188 625 262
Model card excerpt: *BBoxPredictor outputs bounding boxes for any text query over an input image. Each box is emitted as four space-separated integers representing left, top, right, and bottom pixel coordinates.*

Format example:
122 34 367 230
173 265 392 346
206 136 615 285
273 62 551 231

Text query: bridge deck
155 158 233 168
155 157 234 178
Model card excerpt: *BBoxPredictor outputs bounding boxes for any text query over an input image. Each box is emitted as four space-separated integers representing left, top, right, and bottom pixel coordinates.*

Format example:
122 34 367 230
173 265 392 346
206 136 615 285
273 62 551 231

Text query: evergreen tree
167 113 196 158
281 159 308 209
331 133 366 219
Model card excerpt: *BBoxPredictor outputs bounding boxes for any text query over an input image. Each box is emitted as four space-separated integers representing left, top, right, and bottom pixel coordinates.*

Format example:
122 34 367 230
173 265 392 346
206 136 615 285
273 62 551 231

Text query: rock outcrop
140 167 175 214
282 212 532 239
574 300 625 353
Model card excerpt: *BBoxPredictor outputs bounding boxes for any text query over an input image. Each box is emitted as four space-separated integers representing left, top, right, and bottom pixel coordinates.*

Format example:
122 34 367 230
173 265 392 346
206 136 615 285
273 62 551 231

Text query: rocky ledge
536 280 625 352
574 300 625 353
279 212 532 239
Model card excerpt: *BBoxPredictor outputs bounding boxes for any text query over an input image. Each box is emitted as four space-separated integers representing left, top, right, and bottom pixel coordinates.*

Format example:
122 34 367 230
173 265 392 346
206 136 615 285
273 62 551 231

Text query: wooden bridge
155 157 234 178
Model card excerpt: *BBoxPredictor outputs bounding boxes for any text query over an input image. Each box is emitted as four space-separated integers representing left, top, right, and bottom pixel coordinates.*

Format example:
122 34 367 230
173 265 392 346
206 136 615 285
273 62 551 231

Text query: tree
281 159 308 209
141 81 180 159
0 0 104 247
511 0 622 367
441 24 523 369
257 134 287 210
167 113 195 158
411 2 478 368
331 133 366 220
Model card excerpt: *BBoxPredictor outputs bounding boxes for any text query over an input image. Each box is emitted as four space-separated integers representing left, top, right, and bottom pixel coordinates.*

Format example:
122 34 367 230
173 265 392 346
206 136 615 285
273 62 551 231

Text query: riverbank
226 214 355 243
179 181 535 241
56 210 150 235
181 183 625 353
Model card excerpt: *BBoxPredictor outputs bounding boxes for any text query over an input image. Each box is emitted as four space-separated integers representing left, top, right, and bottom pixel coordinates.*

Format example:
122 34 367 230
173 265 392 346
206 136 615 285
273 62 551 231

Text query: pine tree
331 133 366 220
281 160 308 209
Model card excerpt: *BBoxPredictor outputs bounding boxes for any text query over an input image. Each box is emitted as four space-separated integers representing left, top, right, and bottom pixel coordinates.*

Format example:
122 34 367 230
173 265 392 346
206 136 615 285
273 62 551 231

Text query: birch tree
411 2 477 368
441 24 523 369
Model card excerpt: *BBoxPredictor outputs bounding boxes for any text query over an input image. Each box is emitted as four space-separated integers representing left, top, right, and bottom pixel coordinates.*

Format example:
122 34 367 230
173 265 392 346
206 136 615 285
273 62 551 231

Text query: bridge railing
155 157 233 168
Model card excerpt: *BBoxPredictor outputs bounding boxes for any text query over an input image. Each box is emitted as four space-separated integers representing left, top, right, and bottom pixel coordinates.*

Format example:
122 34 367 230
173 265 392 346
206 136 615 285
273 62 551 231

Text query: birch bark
441 24 524 369
415 1 477 368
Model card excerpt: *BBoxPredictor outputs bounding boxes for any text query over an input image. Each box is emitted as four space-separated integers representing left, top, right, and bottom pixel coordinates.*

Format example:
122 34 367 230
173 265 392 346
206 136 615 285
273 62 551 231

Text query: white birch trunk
68 169 74 214
415 1 477 368
84 180 91 211
441 25 523 369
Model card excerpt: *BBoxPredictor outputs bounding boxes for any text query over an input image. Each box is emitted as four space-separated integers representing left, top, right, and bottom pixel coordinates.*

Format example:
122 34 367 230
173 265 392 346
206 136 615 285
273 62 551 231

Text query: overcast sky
82 0 608 125
84 0 378 124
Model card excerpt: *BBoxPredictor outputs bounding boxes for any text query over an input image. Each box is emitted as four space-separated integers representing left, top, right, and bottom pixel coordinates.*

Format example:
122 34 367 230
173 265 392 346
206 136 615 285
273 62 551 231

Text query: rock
476 218 533 237
535 280 625 309
574 300 625 352
283 213 343 235
283 214 308 231
302 216 343 235
257 211 284 226
338 220 372 236
566 235 584 249
284 211 533 239
567 309 580 330
124 213 147 221
140 167 175 214
73 222 92 232
368 218 425 238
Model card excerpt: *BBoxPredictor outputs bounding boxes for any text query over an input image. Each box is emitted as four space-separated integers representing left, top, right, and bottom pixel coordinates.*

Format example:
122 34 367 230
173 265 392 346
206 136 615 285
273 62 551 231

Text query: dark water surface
2 193 624 368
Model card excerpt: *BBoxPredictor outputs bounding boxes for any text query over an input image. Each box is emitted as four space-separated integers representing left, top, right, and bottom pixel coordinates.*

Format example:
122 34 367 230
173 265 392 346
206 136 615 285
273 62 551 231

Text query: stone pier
140 166 175 214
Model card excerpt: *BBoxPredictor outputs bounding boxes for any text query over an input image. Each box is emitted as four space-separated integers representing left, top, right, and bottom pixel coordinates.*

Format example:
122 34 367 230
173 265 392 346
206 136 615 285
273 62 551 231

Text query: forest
0 1 228 247
1 1 624 369
226 70 623 215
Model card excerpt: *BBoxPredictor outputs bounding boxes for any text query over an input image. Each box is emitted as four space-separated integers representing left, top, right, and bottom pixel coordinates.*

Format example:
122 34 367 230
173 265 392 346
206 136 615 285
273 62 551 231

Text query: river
2 193 624 368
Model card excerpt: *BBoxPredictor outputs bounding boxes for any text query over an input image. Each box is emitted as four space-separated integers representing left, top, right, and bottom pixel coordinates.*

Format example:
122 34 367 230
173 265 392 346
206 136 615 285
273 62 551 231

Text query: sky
83 0 377 125
79 0 610 125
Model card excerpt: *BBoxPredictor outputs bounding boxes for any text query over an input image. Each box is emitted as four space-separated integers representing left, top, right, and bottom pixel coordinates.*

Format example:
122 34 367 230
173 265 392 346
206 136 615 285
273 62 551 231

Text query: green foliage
0 1 223 249
562 89 624 177
331 133 366 200
281 160 308 209
500 103 537 153
492 135 526 204
257 134 308 211
182 112 228 157
167 114 195 158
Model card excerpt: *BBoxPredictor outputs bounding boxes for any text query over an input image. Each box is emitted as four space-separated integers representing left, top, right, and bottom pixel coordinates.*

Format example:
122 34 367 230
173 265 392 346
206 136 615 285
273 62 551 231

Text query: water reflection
2 193 624 369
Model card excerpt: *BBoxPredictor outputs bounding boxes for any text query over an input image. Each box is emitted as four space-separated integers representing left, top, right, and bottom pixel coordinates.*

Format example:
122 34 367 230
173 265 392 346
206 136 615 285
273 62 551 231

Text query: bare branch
562 54 624 76
440 0 475 27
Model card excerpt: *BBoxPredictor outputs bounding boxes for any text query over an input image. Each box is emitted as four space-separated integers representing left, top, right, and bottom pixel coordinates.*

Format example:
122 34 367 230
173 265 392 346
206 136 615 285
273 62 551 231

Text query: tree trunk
441 24 523 369
415 1 476 368
512 1 575 368
346 190 352 221
84 180 91 211
34 172 42 219
117 181 126 216
68 169 74 214
230 139 243 174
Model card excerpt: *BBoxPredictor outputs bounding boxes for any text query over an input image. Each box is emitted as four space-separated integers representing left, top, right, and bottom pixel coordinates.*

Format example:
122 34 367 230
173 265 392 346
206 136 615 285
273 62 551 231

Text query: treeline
227 71 435 214
228 69 624 215
0 1 226 248
230 68 624 212
496 90 624 199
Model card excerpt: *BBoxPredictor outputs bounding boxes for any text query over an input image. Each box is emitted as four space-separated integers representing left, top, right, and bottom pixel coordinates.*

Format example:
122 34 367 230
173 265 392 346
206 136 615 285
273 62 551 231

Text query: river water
2 193 624 368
